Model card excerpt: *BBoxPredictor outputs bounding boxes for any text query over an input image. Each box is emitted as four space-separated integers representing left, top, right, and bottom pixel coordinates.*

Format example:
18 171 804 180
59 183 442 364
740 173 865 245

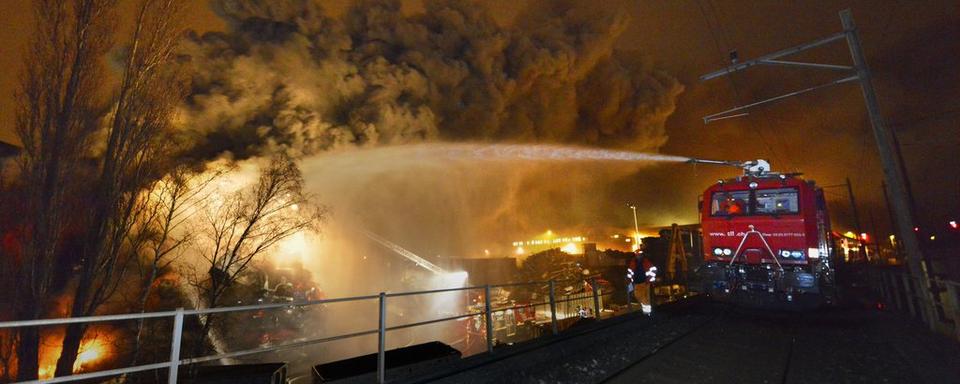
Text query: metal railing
0 278 620 384
871 268 960 341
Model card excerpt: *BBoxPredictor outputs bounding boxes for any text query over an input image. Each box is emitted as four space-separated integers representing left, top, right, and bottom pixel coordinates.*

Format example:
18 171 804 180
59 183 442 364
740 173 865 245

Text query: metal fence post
378 292 386 384
878 270 891 306
168 308 184 384
889 272 904 311
901 274 918 320
591 278 601 319
944 282 960 341
484 285 494 353
548 280 559 335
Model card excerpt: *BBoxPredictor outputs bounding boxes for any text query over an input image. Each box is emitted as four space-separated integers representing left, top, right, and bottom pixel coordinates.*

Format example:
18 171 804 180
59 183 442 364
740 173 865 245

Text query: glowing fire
75 339 106 368
275 231 310 267
37 331 113 379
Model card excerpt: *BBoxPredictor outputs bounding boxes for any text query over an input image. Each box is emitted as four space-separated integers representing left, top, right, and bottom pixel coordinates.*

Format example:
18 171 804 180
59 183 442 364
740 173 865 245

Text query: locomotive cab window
710 188 799 216
711 190 750 216
755 188 799 215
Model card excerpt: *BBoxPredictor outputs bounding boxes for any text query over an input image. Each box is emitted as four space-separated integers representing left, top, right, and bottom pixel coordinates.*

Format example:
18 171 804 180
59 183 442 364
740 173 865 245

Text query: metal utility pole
869 211 881 260
699 9 940 329
845 177 865 261
881 181 906 258
840 10 938 326
628 204 641 249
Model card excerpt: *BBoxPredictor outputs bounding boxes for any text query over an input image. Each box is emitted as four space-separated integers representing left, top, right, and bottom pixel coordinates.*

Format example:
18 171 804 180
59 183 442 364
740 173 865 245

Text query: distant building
511 234 590 255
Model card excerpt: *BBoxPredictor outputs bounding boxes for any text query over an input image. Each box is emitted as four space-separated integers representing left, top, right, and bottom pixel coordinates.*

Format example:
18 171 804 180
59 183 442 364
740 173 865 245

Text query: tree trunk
130 265 159 366
54 274 92 378
54 322 85 377
194 312 215 359
15 327 39 381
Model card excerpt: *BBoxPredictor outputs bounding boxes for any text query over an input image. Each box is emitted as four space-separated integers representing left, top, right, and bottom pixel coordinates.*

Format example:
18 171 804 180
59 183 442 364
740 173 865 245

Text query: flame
75 338 106 368
275 231 310 267
37 329 114 379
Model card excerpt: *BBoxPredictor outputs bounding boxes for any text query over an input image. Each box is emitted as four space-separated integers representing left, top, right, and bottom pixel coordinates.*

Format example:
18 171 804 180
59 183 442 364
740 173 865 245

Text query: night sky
1 0 957 236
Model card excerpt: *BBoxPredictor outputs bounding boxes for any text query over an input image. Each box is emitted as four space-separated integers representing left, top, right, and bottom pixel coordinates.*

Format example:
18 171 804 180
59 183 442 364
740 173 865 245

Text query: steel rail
490 301 551 313
0 310 181 328
597 308 727 383
0 279 587 328
184 294 382 316
385 285 483 298
181 329 381 365
28 362 173 384
386 312 482 332
2 277 626 384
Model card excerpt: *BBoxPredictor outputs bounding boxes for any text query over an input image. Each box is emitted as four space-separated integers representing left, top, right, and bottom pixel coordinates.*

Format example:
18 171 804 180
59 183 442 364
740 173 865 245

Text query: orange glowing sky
0 0 956 233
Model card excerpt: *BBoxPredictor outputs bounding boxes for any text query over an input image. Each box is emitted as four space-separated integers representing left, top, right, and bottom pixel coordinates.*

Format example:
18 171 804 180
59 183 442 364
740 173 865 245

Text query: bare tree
55 0 187 376
126 165 217 367
0 331 16 382
12 0 116 380
0 168 22 382
191 154 323 355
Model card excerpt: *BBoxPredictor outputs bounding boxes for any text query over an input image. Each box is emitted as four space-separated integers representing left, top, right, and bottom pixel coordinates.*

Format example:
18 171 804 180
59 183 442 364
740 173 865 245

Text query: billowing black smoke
172 1 687 369
178 0 683 159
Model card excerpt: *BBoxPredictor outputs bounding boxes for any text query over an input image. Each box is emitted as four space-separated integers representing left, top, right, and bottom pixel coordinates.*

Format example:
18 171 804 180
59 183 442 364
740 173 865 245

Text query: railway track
599 306 799 384
420 298 952 384
596 311 724 383
418 297 725 384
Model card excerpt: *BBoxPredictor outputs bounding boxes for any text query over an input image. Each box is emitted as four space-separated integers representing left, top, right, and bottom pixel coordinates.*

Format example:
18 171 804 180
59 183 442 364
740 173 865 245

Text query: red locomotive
692 159 837 306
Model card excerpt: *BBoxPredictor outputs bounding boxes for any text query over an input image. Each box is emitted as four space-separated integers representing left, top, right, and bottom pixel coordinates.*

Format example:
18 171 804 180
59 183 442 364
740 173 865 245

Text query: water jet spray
361 230 446 276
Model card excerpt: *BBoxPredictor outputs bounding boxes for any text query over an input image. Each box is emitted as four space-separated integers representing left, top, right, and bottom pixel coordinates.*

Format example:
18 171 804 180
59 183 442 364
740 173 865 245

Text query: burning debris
37 328 116 380
1 0 686 381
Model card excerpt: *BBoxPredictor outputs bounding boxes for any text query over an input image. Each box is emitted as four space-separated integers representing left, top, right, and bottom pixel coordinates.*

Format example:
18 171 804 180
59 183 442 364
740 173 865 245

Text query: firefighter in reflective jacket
627 250 657 314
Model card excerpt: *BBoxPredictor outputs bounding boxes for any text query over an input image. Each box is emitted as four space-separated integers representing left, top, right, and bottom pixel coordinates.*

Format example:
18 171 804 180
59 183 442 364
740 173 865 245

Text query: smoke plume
169 0 687 370
178 0 683 158
171 0 690 302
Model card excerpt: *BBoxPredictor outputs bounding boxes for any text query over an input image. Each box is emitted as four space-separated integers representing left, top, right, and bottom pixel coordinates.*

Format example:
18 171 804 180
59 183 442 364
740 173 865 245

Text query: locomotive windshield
711 190 750 216
755 188 799 214
711 187 799 216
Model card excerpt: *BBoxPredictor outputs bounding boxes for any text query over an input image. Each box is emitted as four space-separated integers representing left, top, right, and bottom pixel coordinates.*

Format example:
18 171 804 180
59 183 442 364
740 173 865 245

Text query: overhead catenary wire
695 0 786 169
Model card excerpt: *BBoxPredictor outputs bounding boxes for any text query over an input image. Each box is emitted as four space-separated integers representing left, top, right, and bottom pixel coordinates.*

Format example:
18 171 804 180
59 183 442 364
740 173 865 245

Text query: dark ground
409 297 960 384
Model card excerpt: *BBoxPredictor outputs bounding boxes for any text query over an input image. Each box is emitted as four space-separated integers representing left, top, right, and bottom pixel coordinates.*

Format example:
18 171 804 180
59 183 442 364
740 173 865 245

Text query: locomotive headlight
713 248 723 256
749 181 759 189
808 248 821 259
779 249 804 258
722 248 732 256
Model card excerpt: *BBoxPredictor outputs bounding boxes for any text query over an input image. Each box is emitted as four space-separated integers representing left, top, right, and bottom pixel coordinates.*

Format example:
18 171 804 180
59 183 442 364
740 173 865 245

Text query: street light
627 203 640 250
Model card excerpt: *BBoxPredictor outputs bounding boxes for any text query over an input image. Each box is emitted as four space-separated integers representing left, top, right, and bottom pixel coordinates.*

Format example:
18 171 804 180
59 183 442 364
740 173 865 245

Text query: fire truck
692 159 837 307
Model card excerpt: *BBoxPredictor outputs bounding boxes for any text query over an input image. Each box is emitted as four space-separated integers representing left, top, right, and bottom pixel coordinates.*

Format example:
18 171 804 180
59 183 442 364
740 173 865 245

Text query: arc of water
361 229 446 276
